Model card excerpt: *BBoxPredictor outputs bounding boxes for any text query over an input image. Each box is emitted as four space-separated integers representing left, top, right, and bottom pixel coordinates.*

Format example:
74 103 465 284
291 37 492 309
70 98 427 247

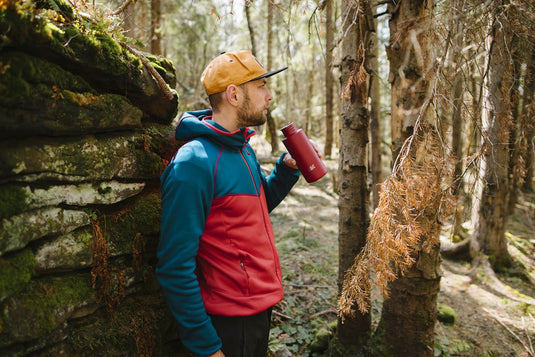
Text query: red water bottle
281 123 327 183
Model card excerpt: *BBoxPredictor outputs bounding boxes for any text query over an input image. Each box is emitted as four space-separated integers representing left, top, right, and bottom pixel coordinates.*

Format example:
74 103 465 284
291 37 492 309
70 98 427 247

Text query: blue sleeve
262 153 300 212
156 143 222 356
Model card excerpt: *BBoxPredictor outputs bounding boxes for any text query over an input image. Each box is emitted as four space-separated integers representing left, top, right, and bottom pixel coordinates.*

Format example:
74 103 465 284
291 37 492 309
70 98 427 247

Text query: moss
309 325 332 352
437 303 456 325
145 54 176 87
36 0 76 22
0 249 35 299
0 133 164 180
0 185 29 219
65 294 172 356
1 273 94 341
0 51 94 107
488 254 513 272
101 194 161 254
0 2 143 78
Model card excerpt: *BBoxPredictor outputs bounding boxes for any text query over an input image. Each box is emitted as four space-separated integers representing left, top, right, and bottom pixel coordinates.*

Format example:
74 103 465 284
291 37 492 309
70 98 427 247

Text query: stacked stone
0 1 183 355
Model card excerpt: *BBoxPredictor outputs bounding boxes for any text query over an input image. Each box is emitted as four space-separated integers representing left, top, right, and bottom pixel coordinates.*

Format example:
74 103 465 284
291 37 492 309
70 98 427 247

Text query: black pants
209 308 272 357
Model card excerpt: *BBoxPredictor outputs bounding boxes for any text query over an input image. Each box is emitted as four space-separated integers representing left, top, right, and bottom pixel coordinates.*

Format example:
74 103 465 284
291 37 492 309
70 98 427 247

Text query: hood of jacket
176 109 256 150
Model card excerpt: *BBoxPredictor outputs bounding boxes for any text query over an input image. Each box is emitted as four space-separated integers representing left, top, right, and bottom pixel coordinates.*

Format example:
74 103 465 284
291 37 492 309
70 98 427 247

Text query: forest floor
254 138 535 357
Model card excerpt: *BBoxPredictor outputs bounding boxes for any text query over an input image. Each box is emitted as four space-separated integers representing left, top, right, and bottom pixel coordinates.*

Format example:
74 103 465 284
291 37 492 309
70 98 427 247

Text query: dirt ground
253 137 535 356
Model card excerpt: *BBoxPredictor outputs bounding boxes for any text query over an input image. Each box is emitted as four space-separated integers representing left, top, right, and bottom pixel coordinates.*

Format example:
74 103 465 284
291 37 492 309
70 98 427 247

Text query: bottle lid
281 122 296 136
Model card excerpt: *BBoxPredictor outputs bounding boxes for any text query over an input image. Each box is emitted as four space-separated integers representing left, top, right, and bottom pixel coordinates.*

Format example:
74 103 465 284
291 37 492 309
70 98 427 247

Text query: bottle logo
308 164 316 172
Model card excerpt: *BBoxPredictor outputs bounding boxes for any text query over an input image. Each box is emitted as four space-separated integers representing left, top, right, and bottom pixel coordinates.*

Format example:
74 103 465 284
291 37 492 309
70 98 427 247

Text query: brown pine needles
338 122 455 319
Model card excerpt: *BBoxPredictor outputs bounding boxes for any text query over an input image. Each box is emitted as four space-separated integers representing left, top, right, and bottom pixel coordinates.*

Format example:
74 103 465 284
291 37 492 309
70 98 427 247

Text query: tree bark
150 0 162 55
266 0 279 154
449 3 466 241
470 1 513 268
376 1 440 355
324 0 334 159
369 0 381 209
522 47 535 193
337 0 371 347
507 33 523 213
245 1 257 55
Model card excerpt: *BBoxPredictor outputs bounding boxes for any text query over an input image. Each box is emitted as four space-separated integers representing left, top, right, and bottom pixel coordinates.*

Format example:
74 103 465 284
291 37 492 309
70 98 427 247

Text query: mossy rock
0 273 95 346
437 303 456 325
99 193 161 255
0 207 90 256
0 133 165 181
310 325 332 352
0 184 29 220
63 294 187 356
34 228 94 272
0 50 94 103
0 181 145 220
0 1 178 122
0 249 35 300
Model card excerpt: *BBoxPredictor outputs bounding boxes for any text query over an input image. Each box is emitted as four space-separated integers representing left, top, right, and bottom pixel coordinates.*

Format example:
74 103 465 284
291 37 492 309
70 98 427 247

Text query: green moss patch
0 185 29 219
100 194 161 254
0 249 35 299
1 273 94 342
437 303 456 325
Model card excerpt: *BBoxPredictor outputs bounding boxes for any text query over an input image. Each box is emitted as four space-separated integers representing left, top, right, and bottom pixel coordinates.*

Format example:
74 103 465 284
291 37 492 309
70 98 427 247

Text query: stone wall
0 1 187 355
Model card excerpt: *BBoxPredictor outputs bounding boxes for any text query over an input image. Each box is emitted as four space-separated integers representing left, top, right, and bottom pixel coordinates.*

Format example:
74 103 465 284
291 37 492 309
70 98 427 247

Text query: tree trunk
470 1 513 269
369 0 381 209
324 0 334 159
305 68 314 135
376 1 440 355
507 33 523 213
337 0 371 347
245 1 257 55
150 0 162 56
522 47 535 193
266 0 279 154
449 6 466 241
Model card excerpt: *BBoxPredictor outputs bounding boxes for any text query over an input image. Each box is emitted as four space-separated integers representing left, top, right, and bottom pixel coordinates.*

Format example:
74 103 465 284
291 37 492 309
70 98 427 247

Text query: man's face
236 79 273 128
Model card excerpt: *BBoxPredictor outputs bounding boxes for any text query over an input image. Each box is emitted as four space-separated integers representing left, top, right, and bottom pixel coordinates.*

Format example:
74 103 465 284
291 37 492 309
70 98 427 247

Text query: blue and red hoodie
156 110 300 356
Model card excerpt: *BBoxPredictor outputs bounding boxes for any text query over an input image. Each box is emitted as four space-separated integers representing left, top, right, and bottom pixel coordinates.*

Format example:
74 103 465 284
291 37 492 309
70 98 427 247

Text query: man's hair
208 91 224 112
208 84 249 112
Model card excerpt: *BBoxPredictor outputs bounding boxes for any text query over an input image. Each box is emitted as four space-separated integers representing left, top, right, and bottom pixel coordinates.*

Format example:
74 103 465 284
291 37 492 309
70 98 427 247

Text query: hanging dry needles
338 120 455 319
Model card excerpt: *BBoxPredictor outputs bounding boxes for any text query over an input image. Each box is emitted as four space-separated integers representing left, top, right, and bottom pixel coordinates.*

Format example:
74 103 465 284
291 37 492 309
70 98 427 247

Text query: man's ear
225 84 240 107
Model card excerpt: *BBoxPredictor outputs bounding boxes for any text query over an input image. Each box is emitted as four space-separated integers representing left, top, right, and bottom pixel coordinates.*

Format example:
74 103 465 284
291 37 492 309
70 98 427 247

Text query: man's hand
283 153 298 169
283 139 322 170
209 350 225 357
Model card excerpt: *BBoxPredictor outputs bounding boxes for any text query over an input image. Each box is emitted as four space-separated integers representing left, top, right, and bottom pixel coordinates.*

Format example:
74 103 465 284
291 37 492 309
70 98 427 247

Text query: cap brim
247 66 288 83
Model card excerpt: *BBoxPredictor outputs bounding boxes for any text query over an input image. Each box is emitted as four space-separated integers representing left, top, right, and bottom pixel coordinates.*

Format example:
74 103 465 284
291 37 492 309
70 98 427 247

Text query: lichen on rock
0 208 91 256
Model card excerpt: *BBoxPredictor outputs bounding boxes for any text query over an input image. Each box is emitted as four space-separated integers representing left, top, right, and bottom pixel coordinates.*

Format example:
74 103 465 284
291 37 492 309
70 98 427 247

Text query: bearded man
156 51 300 357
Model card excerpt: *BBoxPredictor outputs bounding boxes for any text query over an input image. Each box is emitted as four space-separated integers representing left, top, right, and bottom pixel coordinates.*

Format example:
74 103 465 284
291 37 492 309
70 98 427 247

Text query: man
156 50 300 357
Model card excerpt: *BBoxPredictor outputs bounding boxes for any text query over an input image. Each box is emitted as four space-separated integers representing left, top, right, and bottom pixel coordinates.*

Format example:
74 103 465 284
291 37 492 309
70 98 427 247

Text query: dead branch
112 0 135 16
309 309 337 319
484 308 535 357
120 42 175 101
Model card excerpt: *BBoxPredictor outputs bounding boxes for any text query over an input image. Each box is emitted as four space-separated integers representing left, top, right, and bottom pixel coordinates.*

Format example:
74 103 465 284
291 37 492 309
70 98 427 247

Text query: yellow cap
201 50 287 95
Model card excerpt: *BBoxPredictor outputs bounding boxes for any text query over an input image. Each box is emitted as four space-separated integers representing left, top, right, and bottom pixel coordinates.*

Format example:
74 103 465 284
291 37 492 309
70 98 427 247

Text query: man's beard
236 91 267 128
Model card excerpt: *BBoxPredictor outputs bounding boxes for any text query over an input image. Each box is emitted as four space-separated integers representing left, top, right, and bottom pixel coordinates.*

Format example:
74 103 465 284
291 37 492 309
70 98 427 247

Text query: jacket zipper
240 261 251 296
239 148 282 284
